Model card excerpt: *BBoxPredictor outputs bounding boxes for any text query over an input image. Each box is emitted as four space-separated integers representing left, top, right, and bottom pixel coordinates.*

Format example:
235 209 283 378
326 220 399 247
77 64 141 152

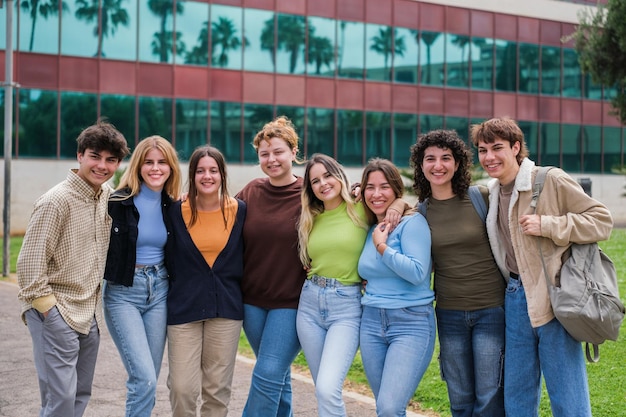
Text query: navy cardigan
166 199 246 325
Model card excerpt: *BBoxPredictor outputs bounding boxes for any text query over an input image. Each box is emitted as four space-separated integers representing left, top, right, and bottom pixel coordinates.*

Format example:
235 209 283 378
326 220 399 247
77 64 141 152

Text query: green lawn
3 231 626 416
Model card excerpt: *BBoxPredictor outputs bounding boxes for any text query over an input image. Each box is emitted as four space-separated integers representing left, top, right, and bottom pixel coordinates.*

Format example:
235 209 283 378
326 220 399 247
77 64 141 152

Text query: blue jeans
360 304 436 417
103 262 169 417
504 277 591 417
296 278 362 417
436 307 505 417
242 304 301 417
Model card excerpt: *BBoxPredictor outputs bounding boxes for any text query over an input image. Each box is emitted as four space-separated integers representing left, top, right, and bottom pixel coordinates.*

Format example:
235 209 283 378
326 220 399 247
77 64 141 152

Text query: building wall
2 159 625 236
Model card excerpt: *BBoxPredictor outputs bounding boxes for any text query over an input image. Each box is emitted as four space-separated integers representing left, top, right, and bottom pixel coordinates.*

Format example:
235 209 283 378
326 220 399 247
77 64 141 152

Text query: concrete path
0 280 427 417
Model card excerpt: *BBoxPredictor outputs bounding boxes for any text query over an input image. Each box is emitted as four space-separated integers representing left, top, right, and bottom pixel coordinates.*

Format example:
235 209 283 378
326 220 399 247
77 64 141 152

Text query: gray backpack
531 166 625 362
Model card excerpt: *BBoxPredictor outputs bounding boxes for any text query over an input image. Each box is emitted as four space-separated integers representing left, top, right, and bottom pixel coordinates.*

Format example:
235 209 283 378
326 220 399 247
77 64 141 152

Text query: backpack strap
417 199 428 217
468 185 487 224
418 186 487 224
530 166 554 212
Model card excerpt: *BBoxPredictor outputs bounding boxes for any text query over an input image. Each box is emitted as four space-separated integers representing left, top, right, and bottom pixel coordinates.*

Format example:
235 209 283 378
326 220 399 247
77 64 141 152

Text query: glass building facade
0 0 623 171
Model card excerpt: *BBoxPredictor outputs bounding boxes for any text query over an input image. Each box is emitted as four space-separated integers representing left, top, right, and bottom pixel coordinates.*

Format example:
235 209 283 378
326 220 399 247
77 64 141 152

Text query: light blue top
358 213 433 309
135 183 167 265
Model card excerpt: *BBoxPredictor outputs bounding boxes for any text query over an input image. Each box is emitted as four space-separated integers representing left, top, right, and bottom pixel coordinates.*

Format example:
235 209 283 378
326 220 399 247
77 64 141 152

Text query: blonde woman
297 154 403 417
103 136 181 417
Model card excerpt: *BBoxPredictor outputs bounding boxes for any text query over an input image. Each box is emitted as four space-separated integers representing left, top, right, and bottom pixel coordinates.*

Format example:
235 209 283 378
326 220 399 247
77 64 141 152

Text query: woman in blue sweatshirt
357 158 435 417
103 136 182 417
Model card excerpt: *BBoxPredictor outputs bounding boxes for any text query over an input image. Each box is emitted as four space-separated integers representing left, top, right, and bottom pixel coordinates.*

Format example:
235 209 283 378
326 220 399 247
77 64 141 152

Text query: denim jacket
103 187 176 286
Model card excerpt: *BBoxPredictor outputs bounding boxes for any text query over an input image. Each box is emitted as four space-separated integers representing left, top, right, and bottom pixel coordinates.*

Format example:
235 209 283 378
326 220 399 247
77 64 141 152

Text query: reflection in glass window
562 48 582 98
541 46 561 95
139 0 183 63
471 37 494 90
307 17 336 77
243 103 274 162
61 2 97 57
19 1 62 54
519 120 539 161
175 99 208 160
366 25 404 82
276 14 306 74
210 101 241 162
562 124 581 171
365 112 391 160
446 34 471 88
139 96 173 140
583 74 603 100
18 89 58 158
337 110 363 165
177 1 209 66
582 125 601 172
419 31 444 86
101 94 135 144
519 43 539 94
60 92 97 157
541 122 561 167
96 0 137 61
338 21 364 79
445 117 469 143
603 127 622 173
306 107 334 157
495 39 517 92
210 5 245 69
393 28 418 84
393 113 417 166
244 8 274 73
419 114 443 134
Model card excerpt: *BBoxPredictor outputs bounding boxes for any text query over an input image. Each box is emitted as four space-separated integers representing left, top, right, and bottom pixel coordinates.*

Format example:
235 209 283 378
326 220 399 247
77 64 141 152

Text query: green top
307 202 368 285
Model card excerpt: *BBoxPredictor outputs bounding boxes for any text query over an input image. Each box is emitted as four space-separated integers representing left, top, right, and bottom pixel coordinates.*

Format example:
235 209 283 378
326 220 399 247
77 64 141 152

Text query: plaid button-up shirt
17 169 112 334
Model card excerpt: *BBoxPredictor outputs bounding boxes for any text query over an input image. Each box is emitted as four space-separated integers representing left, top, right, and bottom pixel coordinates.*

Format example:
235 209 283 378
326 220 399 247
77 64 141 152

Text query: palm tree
185 21 209 65
148 0 183 62
151 30 185 62
277 14 305 73
417 31 440 84
74 0 130 57
211 16 247 68
369 26 405 80
450 34 470 85
307 33 333 75
19 0 68 52
260 17 277 71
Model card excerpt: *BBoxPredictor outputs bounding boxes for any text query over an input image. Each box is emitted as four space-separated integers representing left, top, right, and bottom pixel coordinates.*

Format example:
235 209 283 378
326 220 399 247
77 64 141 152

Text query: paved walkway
0 280 427 417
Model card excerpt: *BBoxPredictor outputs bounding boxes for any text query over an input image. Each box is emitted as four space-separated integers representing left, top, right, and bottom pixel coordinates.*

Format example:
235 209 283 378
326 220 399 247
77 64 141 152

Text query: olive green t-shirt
425 192 505 310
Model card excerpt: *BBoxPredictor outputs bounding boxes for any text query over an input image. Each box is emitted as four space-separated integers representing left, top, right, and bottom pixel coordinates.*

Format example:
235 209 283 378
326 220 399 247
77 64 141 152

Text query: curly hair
410 130 472 203
252 116 304 164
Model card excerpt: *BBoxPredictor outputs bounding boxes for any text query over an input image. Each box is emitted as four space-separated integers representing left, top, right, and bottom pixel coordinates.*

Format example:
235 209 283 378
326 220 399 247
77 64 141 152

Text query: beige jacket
486 158 613 327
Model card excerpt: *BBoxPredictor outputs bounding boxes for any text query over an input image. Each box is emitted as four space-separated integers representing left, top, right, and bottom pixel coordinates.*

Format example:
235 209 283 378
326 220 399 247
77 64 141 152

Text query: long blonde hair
297 154 366 267
117 135 182 200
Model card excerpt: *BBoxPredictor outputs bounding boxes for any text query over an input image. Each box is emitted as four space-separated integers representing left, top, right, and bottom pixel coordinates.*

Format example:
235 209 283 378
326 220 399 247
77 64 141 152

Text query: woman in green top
296 153 401 417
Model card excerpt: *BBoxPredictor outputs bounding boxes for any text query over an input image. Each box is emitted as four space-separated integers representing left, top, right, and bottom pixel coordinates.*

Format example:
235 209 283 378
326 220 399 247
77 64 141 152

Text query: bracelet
376 242 386 250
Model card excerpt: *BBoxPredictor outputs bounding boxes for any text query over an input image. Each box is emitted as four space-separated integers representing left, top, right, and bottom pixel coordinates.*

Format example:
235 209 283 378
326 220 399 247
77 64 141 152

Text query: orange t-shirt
182 197 238 267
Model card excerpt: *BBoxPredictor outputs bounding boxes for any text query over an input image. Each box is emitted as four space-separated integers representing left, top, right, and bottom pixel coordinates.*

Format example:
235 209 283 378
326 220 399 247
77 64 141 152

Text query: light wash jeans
436 307 505 417
360 304 436 417
296 278 362 417
25 307 99 417
242 304 301 417
103 262 168 417
504 276 591 417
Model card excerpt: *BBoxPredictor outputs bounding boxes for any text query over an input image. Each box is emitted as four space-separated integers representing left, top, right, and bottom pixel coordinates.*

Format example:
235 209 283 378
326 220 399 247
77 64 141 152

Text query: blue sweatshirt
357 214 434 309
